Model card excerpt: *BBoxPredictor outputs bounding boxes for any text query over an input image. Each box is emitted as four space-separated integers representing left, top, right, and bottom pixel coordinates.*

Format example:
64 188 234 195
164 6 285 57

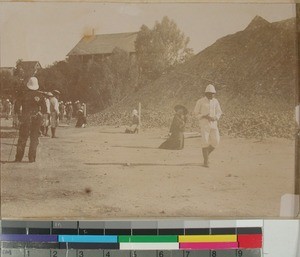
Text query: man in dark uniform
14 77 47 163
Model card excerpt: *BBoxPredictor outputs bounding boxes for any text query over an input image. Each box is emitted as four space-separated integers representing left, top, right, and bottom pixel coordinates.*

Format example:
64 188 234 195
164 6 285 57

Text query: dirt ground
0 117 295 219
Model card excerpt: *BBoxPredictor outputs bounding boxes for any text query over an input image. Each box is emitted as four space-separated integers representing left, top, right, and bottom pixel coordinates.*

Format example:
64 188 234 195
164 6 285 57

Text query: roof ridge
83 31 138 39
67 31 138 56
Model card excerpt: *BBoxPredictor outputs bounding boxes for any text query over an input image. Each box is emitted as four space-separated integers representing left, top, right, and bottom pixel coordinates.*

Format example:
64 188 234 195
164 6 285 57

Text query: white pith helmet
205 84 216 93
27 77 39 91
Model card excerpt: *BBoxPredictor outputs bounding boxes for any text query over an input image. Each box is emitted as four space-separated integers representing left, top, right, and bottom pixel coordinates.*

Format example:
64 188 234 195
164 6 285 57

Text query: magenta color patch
180 242 238 250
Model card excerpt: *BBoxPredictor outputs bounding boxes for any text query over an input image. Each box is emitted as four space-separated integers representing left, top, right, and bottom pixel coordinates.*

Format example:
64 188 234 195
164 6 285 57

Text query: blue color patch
58 235 118 243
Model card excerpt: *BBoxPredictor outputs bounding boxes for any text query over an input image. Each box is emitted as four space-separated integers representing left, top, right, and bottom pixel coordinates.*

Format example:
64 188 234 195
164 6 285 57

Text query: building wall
68 52 136 65
0 68 14 76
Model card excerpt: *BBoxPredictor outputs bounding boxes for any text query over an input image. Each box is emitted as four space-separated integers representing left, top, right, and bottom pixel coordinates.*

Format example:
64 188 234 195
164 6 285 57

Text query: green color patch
119 236 178 243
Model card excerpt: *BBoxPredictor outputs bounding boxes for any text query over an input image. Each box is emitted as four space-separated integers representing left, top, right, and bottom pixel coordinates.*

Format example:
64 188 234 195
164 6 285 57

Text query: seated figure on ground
125 109 140 134
159 105 188 150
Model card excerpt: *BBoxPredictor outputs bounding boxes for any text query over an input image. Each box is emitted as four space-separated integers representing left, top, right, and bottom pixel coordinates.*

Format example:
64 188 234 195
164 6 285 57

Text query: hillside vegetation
90 16 297 139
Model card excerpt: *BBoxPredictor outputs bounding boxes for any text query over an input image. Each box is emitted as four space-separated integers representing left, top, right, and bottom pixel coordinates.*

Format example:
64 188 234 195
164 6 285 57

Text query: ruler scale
0 220 263 257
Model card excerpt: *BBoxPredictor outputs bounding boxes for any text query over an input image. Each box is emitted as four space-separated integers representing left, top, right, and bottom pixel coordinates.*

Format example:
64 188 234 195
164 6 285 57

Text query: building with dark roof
0 67 15 76
17 61 42 77
67 32 138 63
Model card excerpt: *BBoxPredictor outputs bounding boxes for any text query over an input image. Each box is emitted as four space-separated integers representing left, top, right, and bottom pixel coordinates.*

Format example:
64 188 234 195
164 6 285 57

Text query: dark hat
174 105 188 115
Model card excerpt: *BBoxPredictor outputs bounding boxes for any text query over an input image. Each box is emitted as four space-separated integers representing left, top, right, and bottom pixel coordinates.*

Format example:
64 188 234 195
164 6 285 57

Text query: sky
0 2 296 68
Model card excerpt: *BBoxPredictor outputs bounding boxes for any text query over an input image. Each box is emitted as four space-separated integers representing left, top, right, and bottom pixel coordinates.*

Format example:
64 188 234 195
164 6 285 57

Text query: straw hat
174 105 188 115
45 92 53 97
52 90 61 95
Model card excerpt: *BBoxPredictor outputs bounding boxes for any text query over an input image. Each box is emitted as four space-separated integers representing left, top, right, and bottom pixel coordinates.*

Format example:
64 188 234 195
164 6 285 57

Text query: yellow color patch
178 235 237 242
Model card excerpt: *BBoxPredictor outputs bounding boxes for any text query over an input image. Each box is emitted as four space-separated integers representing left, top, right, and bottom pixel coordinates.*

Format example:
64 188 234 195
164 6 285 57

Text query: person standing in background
75 100 81 115
0 99 3 116
59 101 66 122
41 92 52 136
66 101 73 124
4 99 12 120
50 90 60 138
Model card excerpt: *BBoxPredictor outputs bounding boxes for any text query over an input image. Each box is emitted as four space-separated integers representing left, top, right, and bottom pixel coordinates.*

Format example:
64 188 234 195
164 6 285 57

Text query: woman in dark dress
159 105 188 150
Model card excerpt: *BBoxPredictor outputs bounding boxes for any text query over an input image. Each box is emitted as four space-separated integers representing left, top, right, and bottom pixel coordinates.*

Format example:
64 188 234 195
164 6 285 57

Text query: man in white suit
194 84 222 167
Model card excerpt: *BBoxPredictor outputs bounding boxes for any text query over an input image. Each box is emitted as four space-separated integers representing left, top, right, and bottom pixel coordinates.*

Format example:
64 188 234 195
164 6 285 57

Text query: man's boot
45 127 49 136
202 147 209 167
207 145 215 155
51 127 56 138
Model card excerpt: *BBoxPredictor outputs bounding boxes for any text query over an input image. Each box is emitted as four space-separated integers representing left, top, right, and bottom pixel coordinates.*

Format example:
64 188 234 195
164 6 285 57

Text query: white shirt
45 98 51 114
194 96 222 129
296 105 299 127
50 96 60 114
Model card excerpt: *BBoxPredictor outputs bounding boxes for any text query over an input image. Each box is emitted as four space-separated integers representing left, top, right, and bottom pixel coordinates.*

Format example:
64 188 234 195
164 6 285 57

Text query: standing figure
159 105 187 150
12 99 19 128
41 92 52 136
75 100 81 115
14 77 46 162
66 101 73 124
4 99 12 120
59 101 66 122
194 84 222 167
0 99 3 116
50 90 60 138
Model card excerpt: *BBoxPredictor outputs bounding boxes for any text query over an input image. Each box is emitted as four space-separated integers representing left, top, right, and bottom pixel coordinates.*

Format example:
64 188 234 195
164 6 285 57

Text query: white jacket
194 96 222 129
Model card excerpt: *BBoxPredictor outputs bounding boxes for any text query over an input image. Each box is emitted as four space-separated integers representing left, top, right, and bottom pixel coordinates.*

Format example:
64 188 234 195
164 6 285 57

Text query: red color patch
238 234 262 248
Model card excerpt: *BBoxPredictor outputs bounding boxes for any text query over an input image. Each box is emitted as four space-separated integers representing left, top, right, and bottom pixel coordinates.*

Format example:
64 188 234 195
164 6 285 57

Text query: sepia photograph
0 2 298 219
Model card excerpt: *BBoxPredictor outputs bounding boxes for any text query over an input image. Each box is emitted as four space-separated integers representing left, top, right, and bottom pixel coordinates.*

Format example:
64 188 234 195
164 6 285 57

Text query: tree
86 48 138 109
135 16 194 81
0 70 19 97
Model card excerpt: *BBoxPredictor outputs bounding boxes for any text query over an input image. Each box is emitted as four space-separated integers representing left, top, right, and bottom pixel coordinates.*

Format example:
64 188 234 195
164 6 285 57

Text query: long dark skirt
75 116 87 128
159 132 184 150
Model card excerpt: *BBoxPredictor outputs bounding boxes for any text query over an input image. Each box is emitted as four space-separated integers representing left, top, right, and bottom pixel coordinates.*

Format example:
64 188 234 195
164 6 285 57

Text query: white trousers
50 112 59 128
201 126 220 148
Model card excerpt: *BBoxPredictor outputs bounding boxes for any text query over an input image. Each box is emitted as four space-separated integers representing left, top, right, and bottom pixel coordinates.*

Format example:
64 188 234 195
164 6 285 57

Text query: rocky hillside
90 16 298 139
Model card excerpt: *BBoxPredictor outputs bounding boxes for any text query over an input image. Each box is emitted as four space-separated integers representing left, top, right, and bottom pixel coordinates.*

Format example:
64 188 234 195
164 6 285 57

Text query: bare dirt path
0 118 295 219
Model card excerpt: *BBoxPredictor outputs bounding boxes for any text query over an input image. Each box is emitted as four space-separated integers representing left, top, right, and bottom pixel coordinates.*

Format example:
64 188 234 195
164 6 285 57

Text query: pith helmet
205 84 216 93
27 77 39 91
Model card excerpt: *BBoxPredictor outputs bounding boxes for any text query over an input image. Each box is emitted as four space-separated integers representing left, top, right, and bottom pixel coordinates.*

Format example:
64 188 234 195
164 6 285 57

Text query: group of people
124 84 222 167
12 77 87 163
39 89 60 138
10 75 221 167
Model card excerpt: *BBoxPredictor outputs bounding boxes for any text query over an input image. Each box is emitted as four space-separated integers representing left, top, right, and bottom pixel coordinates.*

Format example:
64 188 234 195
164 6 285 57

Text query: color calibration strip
0 220 263 257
